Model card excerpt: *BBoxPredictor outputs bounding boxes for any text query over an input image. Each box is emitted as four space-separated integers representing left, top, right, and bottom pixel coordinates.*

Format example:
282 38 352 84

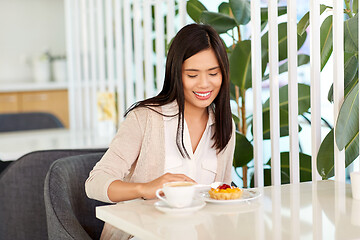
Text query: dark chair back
0 112 64 132
44 153 109 240
0 149 107 240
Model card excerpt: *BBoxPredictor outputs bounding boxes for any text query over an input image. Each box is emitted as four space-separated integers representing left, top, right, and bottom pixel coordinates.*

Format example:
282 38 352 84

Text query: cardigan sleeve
85 110 144 203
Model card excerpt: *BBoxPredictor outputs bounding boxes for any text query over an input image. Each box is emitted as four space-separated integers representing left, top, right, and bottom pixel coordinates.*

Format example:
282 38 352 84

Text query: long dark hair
125 23 232 157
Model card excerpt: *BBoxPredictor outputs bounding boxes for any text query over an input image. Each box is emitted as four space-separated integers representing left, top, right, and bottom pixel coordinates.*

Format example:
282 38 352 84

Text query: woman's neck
184 104 208 123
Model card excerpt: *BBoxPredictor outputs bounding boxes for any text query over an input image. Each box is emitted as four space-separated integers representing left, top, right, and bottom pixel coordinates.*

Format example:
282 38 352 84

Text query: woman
85 23 235 239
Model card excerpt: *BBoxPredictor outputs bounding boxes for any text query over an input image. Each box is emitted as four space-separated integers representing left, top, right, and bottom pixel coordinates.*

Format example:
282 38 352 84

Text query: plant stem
236 25 248 188
344 0 353 18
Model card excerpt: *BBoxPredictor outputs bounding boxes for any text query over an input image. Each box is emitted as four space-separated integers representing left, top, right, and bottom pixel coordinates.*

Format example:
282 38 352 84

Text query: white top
162 101 217 184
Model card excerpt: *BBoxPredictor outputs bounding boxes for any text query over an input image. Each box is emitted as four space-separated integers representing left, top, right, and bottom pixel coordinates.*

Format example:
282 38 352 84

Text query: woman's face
181 48 222 113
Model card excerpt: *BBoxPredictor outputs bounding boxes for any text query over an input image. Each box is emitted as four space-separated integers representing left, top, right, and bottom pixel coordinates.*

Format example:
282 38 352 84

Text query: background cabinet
0 90 69 128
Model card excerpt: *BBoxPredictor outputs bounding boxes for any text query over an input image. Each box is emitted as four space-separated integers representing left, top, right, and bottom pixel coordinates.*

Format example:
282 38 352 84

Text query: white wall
0 0 65 83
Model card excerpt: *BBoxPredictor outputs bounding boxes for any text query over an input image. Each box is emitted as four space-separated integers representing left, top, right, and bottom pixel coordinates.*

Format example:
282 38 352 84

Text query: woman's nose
198 74 209 88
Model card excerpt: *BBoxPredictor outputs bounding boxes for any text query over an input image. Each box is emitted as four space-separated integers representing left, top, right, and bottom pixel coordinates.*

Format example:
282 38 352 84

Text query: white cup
350 171 360 200
155 181 195 208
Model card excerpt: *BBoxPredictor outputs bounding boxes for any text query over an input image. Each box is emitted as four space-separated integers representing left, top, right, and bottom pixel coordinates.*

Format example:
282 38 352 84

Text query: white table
96 180 360 240
0 128 113 161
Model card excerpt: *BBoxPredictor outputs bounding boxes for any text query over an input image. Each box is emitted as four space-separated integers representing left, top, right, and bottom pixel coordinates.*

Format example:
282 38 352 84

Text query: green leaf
261 108 302 139
263 54 310 80
261 23 307 69
327 53 358 102
186 0 207 23
250 168 290 187
229 0 251 25
262 83 311 115
233 131 254 168
344 14 358 53
320 16 333 70
297 5 330 36
266 152 312 183
200 11 237 34
260 6 287 21
335 82 359 150
232 113 240 126
229 40 252 90
317 128 359 179
218 2 230 15
354 0 358 14
317 129 335 179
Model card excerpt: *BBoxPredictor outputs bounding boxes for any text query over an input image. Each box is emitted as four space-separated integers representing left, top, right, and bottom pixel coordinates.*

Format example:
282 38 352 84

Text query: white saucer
154 199 206 215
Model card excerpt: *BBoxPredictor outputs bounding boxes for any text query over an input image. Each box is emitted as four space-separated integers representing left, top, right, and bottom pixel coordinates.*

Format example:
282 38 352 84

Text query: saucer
154 199 206 215
202 189 261 204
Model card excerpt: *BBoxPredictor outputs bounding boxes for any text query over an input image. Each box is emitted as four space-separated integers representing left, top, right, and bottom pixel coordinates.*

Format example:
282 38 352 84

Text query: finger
167 174 197 183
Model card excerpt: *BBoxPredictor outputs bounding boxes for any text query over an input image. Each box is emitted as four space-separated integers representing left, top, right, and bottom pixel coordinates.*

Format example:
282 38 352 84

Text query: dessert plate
154 199 206 215
202 189 261 204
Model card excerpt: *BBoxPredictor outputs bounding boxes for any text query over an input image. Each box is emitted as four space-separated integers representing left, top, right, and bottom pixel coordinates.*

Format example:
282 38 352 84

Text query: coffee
167 182 195 187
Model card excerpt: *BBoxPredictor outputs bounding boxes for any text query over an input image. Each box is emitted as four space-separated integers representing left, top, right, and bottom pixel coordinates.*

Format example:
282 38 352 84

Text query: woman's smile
193 91 212 100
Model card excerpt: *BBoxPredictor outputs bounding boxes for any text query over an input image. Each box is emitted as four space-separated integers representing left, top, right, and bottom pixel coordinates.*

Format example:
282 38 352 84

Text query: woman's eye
209 73 218 76
187 75 197 78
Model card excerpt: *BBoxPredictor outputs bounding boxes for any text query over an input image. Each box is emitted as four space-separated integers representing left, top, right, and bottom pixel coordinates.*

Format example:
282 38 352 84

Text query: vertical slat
96 0 106 92
105 0 115 93
272 187 282 239
312 184 323 239
143 0 155 98
251 0 263 187
290 185 300 240
359 11 360 173
166 0 175 45
123 0 135 108
155 1 165 92
310 0 322 181
333 0 345 182
74 0 84 130
178 0 187 27
64 0 76 130
133 0 144 100
287 0 299 184
114 0 125 122
80 0 91 130
88 0 98 129
268 0 281 186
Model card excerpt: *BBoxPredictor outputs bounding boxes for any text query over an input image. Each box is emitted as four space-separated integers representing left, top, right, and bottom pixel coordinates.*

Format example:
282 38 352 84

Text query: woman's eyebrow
184 66 220 71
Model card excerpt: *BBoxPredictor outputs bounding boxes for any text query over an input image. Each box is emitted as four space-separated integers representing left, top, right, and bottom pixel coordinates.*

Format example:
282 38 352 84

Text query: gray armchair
44 152 110 240
0 149 107 240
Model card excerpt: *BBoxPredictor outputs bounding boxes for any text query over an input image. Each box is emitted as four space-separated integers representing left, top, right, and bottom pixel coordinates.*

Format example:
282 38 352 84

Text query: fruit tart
208 184 243 200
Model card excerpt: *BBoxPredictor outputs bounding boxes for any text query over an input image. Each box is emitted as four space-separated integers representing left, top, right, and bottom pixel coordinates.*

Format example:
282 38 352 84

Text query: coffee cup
155 181 195 208
351 171 360 200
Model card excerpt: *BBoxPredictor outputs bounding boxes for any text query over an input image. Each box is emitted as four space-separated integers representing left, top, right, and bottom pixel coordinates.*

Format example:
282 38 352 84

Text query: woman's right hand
139 173 196 199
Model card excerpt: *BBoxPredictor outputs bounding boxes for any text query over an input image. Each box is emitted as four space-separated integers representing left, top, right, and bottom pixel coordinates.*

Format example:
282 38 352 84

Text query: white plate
202 189 261 204
154 199 206 215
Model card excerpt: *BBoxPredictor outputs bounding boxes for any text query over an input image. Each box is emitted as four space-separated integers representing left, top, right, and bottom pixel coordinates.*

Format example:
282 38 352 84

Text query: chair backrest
0 112 64 132
0 149 107 240
44 153 109 240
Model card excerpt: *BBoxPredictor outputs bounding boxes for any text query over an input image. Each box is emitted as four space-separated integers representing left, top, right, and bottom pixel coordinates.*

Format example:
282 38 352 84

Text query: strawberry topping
218 184 231 190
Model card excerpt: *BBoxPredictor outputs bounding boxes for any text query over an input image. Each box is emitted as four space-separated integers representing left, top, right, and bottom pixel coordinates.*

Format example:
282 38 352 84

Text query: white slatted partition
287 0 299 184
268 0 281 186
310 0 322 181
65 0 349 185
250 0 264 188
333 0 345 182
66 0 184 132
